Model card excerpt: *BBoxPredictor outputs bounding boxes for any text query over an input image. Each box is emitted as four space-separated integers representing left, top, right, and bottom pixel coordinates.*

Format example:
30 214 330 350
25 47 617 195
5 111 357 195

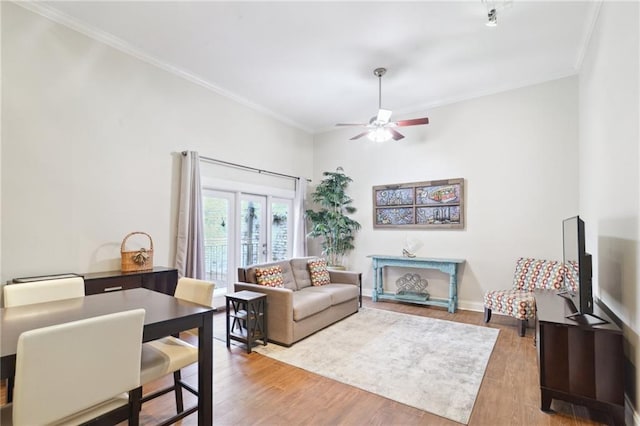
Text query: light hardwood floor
2 298 612 425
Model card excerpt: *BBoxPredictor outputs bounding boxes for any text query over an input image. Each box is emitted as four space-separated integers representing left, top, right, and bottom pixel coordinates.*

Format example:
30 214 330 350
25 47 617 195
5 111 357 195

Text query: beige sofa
235 257 361 346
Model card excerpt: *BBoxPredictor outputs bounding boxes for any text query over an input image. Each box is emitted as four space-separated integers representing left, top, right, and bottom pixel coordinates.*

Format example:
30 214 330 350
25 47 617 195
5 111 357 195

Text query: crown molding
574 0 604 72
14 1 313 134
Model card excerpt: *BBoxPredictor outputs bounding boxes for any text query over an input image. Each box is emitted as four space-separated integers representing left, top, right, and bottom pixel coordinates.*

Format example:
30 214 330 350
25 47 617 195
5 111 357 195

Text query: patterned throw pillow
255 265 285 288
308 258 331 286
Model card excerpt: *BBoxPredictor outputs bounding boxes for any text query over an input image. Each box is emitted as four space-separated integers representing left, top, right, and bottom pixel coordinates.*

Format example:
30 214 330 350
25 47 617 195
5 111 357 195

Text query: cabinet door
540 323 570 392
594 332 625 405
141 270 178 295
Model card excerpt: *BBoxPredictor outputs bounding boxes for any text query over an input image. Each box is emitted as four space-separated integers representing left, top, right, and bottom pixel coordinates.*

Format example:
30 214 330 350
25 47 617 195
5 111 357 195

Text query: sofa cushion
245 261 297 290
305 284 359 306
484 289 536 320
255 265 285 288
308 258 331 286
290 257 318 290
292 289 332 321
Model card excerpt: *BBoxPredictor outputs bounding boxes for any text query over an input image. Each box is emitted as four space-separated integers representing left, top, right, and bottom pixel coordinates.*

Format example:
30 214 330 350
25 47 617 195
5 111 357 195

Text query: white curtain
292 177 308 257
175 151 205 279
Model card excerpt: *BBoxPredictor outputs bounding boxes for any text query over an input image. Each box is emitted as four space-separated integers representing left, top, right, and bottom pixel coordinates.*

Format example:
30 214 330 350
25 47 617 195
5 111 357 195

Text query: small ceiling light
483 0 511 27
486 8 497 27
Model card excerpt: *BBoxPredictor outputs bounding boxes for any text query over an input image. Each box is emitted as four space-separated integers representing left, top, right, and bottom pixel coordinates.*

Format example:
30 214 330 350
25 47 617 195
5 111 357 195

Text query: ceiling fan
336 67 429 142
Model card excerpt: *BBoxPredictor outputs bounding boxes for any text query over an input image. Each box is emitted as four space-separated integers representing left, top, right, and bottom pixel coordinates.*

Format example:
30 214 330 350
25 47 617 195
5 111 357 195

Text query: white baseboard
457 300 486 312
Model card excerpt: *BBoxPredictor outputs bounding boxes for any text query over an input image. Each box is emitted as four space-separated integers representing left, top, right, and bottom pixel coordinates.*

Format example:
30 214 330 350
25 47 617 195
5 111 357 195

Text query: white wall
0 2 3 284
578 1 640 414
0 3 313 283
313 77 579 310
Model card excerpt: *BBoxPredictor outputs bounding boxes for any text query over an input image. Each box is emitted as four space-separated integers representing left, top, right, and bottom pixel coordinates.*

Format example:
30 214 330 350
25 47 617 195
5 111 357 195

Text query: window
202 189 293 294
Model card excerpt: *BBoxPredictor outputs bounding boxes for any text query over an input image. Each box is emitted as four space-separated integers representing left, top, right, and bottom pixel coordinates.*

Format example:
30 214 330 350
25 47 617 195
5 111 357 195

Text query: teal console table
369 255 465 313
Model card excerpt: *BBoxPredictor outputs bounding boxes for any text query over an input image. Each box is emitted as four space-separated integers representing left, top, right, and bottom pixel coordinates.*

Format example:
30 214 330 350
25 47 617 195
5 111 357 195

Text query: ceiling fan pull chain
378 72 382 109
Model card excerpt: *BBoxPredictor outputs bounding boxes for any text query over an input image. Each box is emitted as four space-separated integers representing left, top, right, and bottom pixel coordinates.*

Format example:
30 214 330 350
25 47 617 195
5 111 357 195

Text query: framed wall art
373 178 464 229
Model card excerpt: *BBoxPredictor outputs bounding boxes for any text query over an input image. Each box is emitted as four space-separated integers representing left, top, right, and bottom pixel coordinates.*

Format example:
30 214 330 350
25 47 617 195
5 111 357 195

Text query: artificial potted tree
306 167 361 269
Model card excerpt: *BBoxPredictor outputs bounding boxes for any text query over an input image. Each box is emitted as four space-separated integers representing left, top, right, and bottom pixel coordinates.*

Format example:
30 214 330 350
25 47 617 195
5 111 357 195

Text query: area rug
254 307 499 424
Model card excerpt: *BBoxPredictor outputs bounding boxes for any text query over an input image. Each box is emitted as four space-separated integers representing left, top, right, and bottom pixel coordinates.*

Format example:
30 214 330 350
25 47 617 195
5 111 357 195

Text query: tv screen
562 215 593 316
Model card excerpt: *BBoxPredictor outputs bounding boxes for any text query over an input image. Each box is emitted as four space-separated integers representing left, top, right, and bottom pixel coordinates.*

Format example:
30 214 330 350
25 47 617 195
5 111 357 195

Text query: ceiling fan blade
350 131 371 140
336 123 367 127
389 128 405 141
376 109 392 124
395 117 429 127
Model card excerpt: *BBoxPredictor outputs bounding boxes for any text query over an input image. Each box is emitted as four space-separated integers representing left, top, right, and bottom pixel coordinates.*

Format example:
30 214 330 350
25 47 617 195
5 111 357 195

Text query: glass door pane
270 199 292 261
240 195 267 267
203 190 234 292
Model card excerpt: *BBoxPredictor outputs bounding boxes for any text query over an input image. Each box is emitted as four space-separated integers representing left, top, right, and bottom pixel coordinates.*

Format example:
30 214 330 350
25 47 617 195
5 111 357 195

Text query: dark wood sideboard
13 267 178 296
82 267 178 295
535 290 624 425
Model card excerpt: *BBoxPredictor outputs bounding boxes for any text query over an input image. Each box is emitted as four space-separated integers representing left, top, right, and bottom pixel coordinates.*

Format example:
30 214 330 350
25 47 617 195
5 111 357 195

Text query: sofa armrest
234 282 294 344
328 270 361 286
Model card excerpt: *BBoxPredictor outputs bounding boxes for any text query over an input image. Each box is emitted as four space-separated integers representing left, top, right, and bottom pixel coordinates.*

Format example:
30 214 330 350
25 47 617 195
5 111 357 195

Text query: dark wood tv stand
535 290 624 425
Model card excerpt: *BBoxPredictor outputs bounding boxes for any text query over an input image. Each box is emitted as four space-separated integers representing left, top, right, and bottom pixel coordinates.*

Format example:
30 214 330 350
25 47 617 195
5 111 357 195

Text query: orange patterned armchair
483 257 573 336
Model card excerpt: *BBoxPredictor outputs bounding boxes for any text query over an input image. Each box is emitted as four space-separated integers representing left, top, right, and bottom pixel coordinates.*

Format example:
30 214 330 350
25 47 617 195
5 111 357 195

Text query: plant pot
327 265 346 271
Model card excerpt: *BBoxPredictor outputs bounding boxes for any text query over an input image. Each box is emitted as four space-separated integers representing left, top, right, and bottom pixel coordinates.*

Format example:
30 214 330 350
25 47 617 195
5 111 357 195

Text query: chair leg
173 370 184 413
484 307 492 323
518 319 526 337
7 377 14 402
129 387 142 426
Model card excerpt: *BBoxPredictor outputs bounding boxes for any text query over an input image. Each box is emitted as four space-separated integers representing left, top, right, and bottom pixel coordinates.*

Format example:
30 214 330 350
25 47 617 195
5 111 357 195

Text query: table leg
263 297 268 345
246 300 254 354
226 298 231 349
371 265 377 302
448 268 458 314
198 311 213 426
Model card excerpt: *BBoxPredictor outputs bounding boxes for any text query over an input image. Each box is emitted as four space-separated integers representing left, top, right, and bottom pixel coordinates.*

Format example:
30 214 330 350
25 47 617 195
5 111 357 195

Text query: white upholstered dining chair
139 277 215 425
3 277 85 308
2 276 87 404
0 309 145 426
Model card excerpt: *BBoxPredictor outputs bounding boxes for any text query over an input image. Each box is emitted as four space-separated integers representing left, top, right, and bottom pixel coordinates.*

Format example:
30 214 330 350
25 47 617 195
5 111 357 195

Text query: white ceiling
31 1 598 134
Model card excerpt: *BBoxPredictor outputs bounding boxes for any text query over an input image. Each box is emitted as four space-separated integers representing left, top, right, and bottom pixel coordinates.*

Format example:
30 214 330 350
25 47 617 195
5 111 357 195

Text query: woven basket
121 232 154 272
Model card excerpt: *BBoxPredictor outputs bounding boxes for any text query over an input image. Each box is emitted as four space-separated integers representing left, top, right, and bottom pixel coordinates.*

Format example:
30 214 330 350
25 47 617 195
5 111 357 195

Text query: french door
203 190 293 293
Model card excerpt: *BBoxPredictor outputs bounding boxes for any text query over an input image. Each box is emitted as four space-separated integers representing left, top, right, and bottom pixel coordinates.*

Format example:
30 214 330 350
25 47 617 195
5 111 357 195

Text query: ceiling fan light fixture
367 127 393 143
337 67 429 141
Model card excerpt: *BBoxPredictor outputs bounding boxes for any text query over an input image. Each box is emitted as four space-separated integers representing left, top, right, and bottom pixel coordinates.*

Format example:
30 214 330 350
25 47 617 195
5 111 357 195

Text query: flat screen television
561 215 606 325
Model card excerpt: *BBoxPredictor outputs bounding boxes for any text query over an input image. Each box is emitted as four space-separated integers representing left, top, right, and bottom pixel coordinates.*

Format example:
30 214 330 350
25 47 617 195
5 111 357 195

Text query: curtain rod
183 151 311 182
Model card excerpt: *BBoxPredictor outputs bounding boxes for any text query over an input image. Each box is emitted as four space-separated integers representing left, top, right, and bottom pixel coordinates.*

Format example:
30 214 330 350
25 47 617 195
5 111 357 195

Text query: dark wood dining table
0 287 214 425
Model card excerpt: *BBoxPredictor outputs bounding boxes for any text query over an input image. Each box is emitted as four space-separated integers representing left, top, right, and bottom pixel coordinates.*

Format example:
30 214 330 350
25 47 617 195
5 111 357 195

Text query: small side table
226 290 268 353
